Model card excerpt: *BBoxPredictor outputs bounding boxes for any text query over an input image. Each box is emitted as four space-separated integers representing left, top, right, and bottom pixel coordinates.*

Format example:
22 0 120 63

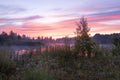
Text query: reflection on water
0 44 78 61
0 43 113 61
14 43 74 55
0 43 112 55
14 46 47 55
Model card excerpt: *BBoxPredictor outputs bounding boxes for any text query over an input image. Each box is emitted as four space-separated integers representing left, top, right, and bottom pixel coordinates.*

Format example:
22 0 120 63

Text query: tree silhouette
75 17 95 57
0 32 8 45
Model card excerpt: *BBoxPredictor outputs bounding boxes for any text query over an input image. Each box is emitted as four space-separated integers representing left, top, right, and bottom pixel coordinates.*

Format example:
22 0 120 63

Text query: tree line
0 31 54 46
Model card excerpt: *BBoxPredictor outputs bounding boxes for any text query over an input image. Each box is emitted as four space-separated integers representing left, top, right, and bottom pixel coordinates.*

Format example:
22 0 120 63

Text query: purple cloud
0 15 44 28
89 10 120 17
0 15 43 23
0 5 26 15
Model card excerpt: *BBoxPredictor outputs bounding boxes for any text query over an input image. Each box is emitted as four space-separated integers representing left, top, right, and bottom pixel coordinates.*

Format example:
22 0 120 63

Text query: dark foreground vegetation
0 17 120 80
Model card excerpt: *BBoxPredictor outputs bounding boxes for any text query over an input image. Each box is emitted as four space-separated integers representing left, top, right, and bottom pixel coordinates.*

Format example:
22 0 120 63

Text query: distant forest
0 31 54 46
54 33 120 44
0 31 120 46
92 33 120 44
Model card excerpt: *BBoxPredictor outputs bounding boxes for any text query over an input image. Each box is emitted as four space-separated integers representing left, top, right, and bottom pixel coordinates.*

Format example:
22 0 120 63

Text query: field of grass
0 45 120 80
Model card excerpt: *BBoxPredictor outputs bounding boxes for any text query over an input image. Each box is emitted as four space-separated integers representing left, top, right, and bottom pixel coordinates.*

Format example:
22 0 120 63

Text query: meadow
0 43 120 80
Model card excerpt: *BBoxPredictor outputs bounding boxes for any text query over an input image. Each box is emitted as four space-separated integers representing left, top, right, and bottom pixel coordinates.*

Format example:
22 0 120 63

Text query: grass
0 45 120 80
22 68 54 80
0 48 16 80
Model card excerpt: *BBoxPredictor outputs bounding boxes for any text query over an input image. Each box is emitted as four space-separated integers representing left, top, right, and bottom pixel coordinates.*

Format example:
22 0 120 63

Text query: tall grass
39 45 120 80
0 48 16 80
0 45 119 80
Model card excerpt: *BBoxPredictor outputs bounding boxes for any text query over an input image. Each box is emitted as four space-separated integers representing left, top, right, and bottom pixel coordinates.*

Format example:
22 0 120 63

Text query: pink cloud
88 22 120 36
21 22 57 31
50 15 120 37
0 14 120 39
88 14 120 22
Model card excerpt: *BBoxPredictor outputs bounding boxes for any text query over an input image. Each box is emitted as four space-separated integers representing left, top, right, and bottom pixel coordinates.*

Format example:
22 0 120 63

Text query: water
0 43 113 55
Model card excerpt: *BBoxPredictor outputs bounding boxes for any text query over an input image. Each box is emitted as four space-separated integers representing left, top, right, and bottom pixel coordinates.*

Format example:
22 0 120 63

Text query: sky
0 0 120 39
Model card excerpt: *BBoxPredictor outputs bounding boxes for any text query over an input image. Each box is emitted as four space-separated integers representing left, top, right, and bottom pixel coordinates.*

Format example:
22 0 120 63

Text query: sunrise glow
0 0 120 39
